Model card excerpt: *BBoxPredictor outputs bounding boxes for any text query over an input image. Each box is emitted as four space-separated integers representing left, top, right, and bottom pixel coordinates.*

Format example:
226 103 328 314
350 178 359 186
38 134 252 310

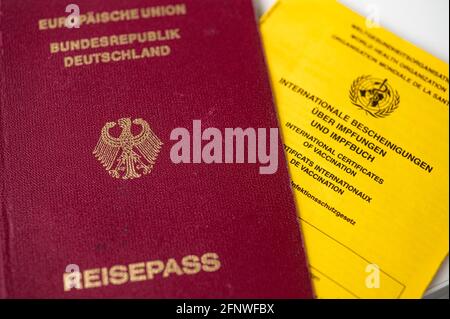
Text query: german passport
0 0 312 298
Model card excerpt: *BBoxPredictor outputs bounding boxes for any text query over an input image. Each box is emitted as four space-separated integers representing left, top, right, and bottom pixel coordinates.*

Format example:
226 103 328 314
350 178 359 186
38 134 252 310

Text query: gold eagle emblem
93 118 163 180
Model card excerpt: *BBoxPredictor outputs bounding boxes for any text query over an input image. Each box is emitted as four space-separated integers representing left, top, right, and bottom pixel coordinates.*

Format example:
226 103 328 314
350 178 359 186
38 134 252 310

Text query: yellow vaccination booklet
261 0 449 299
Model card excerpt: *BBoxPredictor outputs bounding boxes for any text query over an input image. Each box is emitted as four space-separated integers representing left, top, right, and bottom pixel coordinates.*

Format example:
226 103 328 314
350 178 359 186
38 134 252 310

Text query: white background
253 0 449 62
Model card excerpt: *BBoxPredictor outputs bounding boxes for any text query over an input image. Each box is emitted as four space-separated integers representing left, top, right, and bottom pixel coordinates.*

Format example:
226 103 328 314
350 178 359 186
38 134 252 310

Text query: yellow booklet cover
261 0 449 299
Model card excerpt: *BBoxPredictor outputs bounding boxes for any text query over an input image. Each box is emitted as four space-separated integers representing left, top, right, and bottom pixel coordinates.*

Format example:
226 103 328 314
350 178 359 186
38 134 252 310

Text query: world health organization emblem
93 118 163 180
349 75 400 118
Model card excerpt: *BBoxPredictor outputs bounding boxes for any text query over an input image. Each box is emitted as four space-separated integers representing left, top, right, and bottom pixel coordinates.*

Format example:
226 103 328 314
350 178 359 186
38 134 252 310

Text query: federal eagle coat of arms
93 118 163 180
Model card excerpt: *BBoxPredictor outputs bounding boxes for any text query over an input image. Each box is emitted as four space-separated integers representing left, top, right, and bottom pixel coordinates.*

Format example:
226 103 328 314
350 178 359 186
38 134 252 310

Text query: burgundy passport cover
0 0 312 298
